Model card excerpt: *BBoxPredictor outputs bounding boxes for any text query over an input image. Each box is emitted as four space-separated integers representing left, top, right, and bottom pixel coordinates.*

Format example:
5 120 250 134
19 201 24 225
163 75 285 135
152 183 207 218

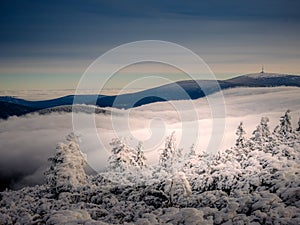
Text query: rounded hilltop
243 72 294 79
226 69 300 87
241 66 297 79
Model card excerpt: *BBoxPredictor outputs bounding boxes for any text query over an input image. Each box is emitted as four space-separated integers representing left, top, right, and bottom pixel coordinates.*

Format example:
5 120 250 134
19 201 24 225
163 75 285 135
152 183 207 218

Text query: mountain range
1 73 300 119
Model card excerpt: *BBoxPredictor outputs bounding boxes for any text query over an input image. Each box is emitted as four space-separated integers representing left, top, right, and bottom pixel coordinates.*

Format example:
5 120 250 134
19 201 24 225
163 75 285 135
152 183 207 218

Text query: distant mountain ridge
0 73 299 119
227 73 300 86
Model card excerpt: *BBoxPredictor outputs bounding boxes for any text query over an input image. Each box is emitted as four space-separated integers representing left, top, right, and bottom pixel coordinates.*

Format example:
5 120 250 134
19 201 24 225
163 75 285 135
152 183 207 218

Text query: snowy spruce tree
107 138 137 172
230 122 250 162
235 122 247 148
135 141 147 168
188 143 196 157
159 132 177 172
252 117 270 142
164 171 192 206
250 117 274 152
274 109 293 138
45 132 87 194
183 144 197 170
252 124 263 143
260 116 271 138
297 118 300 132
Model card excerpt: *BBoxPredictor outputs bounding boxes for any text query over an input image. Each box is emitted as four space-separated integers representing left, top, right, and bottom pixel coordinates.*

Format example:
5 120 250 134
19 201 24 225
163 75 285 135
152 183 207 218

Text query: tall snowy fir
275 109 293 138
188 144 196 157
135 142 147 168
45 132 87 194
159 132 177 172
107 138 137 172
260 117 271 138
235 122 247 148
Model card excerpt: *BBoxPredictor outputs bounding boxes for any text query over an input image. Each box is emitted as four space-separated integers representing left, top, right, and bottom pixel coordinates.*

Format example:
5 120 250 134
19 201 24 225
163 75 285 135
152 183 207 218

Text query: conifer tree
260 117 271 138
275 109 293 136
188 144 196 157
235 122 247 148
135 141 147 168
252 124 263 143
108 138 137 172
252 117 271 142
45 133 87 194
160 132 177 171
250 117 275 153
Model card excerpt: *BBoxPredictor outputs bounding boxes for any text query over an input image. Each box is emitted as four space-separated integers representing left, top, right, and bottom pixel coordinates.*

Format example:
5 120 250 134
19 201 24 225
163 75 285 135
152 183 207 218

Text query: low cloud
0 86 299 190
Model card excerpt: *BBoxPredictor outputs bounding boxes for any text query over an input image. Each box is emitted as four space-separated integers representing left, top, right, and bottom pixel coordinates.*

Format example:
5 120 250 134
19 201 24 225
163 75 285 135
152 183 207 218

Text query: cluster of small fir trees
44 110 299 196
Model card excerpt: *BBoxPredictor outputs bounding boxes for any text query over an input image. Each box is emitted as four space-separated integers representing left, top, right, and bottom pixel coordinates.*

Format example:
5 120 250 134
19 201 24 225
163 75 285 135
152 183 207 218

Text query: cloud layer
0 86 299 189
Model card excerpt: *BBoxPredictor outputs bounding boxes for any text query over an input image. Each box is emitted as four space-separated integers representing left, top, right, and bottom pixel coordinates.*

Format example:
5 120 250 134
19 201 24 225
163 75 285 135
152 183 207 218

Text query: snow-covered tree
235 122 247 148
159 132 177 172
45 132 87 194
250 117 276 153
252 117 271 143
188 144 196 157
252 124 263 143
260 117 271 138
135 142 147 168
225 122 250 162
183 144 197 171
274 109 293 137
164 171 192 205
107 138 137 172
297 118 300 132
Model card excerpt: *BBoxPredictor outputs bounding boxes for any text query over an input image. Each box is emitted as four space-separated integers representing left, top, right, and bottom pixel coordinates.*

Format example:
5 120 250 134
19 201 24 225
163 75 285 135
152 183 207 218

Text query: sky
0 0 300 91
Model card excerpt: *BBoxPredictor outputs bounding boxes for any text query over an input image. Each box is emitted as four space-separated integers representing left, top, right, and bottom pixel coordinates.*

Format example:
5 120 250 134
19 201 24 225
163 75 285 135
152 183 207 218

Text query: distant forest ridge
0 73 300 119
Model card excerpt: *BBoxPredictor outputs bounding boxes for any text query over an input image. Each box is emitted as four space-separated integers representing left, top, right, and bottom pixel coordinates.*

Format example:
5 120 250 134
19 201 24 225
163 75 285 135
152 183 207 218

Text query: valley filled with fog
0 86 299 189
0 86 299 224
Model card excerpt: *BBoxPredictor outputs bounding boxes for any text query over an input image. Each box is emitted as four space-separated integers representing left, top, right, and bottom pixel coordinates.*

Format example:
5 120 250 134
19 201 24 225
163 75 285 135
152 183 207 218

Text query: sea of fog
0 86 299 189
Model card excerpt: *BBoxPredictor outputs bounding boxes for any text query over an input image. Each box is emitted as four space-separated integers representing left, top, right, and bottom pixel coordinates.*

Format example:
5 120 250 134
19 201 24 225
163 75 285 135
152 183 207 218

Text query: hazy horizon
1 86 299 189
1 69 299 99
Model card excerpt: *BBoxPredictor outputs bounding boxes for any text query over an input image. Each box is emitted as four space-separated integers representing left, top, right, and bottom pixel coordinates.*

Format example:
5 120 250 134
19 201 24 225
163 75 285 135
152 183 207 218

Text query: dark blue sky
1 0 300 90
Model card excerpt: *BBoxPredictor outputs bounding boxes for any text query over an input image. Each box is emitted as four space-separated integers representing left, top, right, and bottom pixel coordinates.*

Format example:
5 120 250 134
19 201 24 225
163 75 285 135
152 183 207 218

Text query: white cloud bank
0 86 299 189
